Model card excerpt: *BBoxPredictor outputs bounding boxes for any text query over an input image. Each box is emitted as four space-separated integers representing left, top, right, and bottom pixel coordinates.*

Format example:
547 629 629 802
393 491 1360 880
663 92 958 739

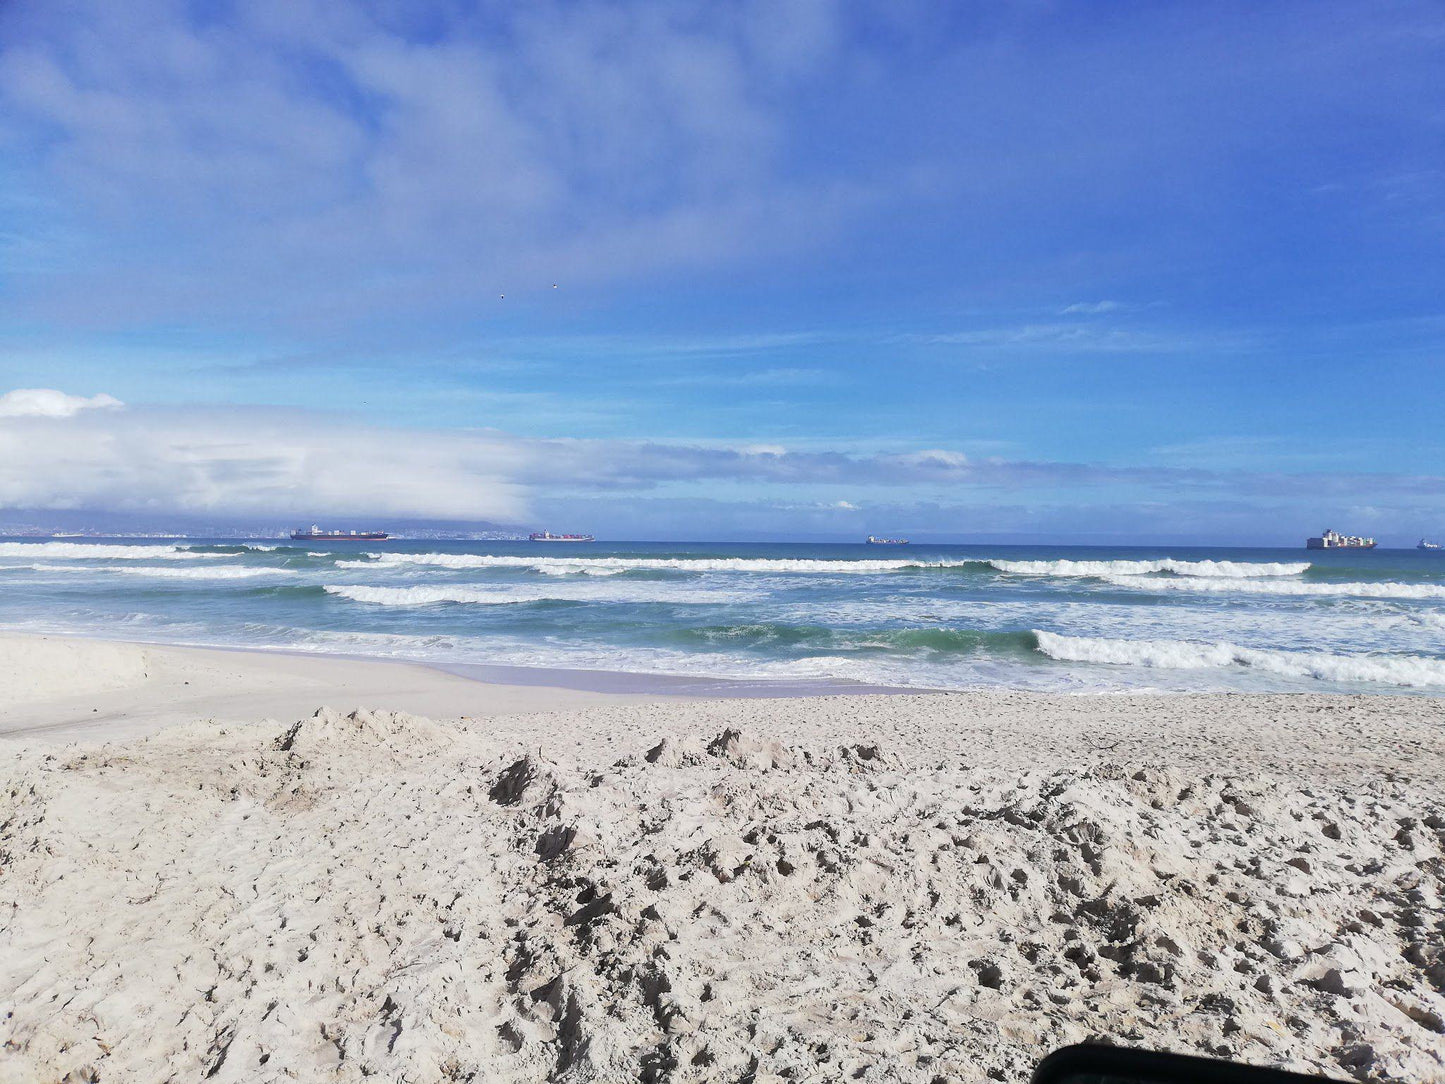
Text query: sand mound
272 706 459 754
2 715 1442 1082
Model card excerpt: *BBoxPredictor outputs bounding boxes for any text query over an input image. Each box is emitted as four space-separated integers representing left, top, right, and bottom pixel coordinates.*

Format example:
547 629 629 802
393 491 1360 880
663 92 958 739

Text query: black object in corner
1033 1044 1353 1084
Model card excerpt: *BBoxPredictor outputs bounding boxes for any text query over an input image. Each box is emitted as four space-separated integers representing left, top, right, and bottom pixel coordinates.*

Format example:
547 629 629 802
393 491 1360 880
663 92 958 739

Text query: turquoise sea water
3 537 1445 694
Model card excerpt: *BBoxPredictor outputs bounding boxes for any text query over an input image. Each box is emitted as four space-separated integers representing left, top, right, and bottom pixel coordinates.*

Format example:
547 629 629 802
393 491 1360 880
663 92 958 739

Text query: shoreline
0 630 922 746
4 629 1445 762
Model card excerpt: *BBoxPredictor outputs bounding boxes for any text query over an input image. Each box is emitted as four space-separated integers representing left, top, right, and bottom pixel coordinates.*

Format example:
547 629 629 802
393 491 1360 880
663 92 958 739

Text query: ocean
3 537 1444 695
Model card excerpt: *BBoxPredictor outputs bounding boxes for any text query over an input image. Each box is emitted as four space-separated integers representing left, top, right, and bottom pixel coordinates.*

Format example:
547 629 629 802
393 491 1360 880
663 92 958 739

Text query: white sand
0 634 154 706
2 635 1444 1082
0 633 669 747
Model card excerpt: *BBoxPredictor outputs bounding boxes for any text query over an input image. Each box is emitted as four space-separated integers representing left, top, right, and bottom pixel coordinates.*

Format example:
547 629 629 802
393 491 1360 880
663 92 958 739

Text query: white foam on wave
191 544 282 552
0 542 226 561
1034 630 1445 687
531 563 629 577
115 565 296 580
347 552 983 574
12 562 293 580
991 558 1311 578
325 582 753 607
336 556 631 576
1101 574 1445 601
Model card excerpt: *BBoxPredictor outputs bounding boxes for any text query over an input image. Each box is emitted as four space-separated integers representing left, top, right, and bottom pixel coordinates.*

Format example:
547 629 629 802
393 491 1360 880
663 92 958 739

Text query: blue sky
1 0 1443 541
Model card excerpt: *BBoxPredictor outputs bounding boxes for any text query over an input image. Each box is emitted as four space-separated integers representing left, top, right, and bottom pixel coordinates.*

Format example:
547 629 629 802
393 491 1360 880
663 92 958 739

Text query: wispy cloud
665 367 833 388
913 323 1192 353
0 0 878 327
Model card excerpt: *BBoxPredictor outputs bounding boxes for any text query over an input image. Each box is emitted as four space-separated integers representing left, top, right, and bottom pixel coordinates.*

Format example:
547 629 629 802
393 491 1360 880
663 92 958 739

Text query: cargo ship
1306 528 1376 550
290 525 389 541
865 535 909 545
1420 538 1442 551
529 531 595 542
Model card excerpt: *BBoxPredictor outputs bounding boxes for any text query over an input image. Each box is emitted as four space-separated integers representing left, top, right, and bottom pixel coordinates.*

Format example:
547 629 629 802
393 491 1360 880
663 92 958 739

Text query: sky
1 0 1443 542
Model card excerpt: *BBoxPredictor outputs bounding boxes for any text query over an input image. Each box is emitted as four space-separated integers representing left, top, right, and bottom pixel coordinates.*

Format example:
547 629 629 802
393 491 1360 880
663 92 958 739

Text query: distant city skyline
2 1 1443 542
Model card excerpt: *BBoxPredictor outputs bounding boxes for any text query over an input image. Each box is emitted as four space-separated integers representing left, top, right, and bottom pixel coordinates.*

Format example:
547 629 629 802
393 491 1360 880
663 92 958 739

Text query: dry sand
2 635 1444 1082
0 633 669 748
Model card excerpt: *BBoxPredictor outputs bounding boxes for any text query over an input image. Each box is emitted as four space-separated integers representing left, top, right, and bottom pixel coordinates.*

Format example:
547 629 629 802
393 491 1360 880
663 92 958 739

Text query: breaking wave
325 582 753 607
348 552 1318 581
115 565 297 580
990 558 1311 578
350 552 974 574
180 543 283 554
0 542 226 561
14 562 294 580
1033 630 1445 687
1101 575 1445 601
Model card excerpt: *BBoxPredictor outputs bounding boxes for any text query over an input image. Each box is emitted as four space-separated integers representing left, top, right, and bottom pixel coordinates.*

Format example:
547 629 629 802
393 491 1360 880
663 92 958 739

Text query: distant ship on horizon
1306 528 1376 550
865 535 909 545
290 524 389 541
530 531 596 542
1420 538 1442 551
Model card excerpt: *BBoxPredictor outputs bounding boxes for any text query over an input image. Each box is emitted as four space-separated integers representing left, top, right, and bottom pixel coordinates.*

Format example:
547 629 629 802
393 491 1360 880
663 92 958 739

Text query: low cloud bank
1 390 1440 538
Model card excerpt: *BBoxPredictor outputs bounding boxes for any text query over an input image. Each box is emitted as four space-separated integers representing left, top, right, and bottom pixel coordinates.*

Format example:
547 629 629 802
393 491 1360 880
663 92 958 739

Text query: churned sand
2 635 1444 1082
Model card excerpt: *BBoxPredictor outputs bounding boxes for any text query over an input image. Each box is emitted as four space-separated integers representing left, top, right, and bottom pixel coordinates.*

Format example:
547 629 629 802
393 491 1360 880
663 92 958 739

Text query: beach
8 0 1443 1079
3 633 1443 1082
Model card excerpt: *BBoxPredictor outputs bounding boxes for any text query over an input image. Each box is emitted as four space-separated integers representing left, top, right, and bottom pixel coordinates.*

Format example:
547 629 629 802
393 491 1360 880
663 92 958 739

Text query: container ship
529 531 596 542
290 525 389 541
1306 528 1376 550
865 535 909 545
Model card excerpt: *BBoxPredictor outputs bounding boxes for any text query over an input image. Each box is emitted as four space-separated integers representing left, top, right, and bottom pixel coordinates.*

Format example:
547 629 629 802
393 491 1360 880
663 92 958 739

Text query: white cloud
1060 301 1122 315
0 388 124 418
0 405 529 522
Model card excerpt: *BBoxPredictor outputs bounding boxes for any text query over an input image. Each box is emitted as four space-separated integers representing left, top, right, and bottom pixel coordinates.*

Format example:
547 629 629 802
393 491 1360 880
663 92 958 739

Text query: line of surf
114 565 298 580
991 558 1312 578
14 563 297 580
1101 574 1445 600
1033 630 1445 687
345 553 990 574
344 552 1318 579
324 583 756 607
0 542 231 561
